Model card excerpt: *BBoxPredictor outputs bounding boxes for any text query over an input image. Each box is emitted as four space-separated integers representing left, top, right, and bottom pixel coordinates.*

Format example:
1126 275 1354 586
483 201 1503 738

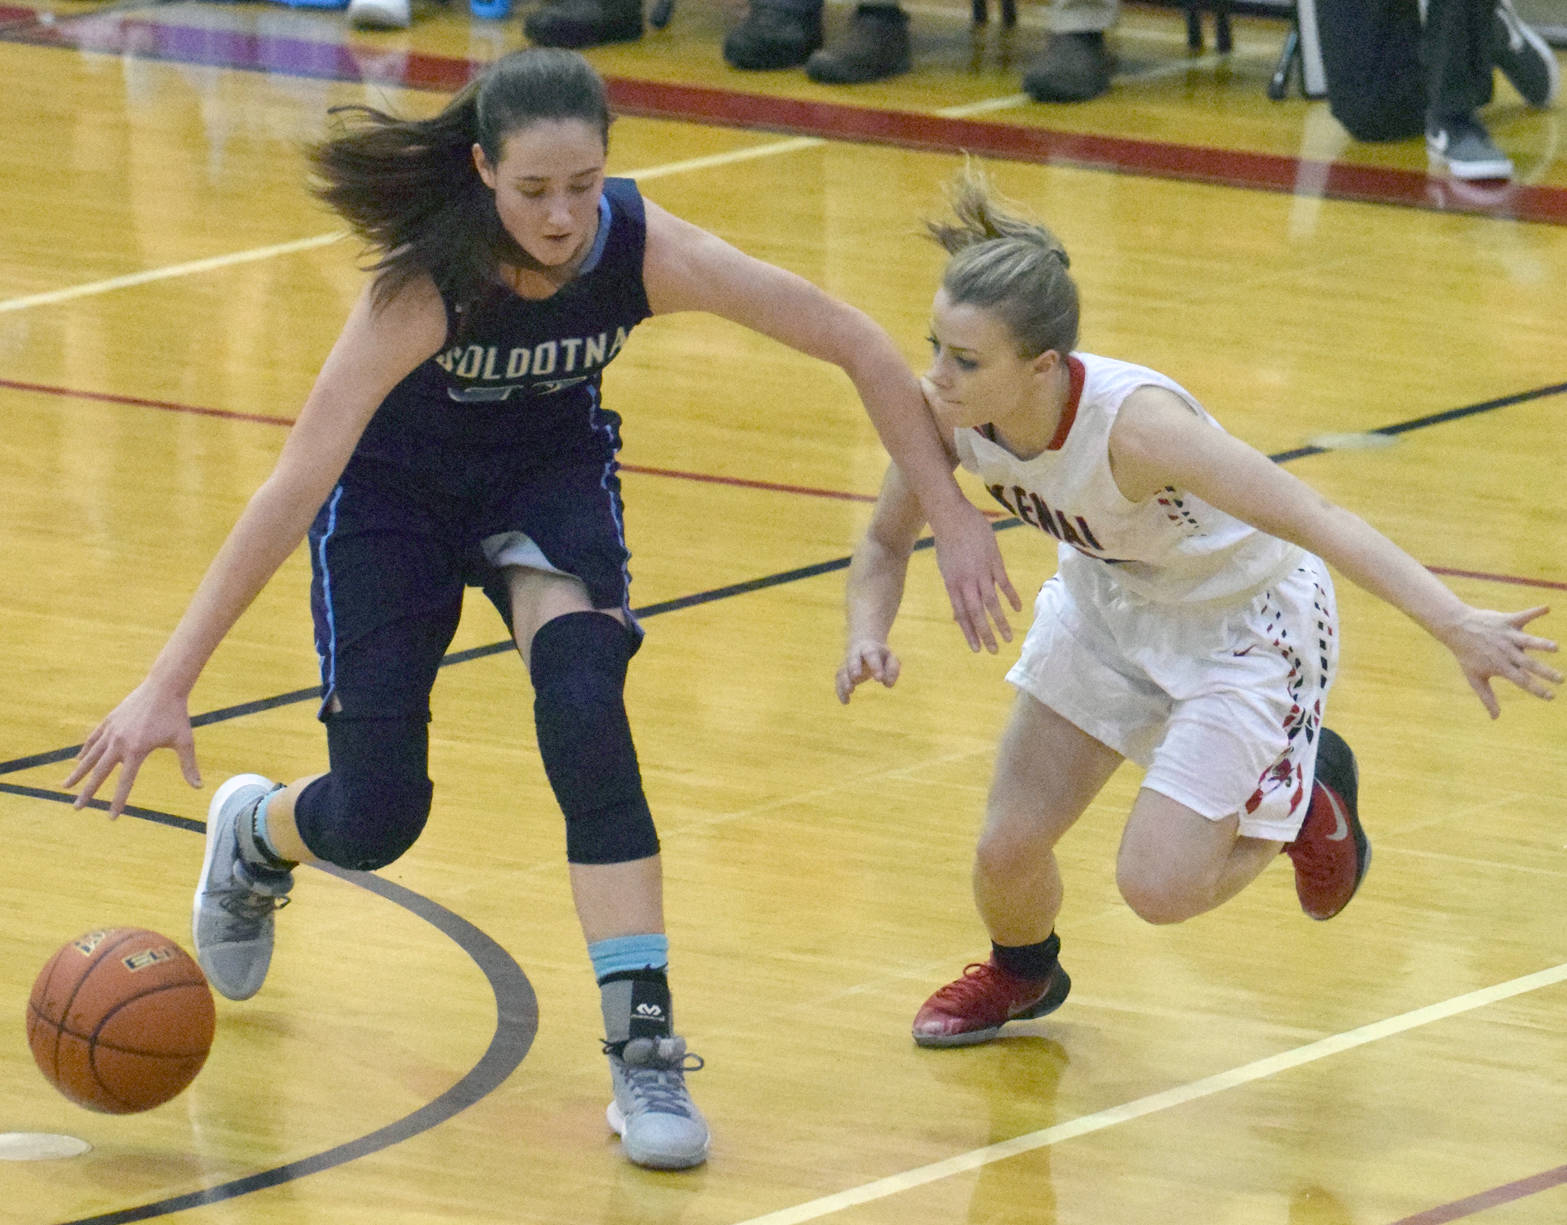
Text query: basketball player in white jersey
837 166 1560 1048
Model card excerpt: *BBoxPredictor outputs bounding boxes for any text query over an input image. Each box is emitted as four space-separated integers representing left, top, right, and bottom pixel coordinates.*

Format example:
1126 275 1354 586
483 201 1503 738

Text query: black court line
4 379 1562 781
1269 380 1567 462
0 549 928 776
3 782 538 1225
2 380 1561 1221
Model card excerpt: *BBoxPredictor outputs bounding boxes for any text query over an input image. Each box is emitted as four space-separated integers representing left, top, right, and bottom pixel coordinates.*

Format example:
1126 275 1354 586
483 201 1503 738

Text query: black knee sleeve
529 612 659 865
295 713 434 871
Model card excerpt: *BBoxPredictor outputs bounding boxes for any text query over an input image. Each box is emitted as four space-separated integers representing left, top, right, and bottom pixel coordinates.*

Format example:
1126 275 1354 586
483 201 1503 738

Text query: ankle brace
991 931 1060 980
599 968 672 1056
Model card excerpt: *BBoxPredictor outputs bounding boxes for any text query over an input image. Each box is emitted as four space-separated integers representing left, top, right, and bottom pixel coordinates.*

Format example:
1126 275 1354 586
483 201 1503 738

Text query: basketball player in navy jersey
837 166 1560 1048
64 50 1019 1171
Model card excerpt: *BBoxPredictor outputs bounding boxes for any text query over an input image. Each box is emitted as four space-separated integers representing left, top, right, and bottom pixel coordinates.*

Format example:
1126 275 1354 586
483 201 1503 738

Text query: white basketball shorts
1006 551 1339 841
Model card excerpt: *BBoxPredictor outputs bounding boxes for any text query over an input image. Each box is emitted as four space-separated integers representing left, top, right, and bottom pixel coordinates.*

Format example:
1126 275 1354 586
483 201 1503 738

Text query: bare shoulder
641 197 754 315
307 270 447 413
347 271 448 358
1117 383 1199 427
1108 385 1211 500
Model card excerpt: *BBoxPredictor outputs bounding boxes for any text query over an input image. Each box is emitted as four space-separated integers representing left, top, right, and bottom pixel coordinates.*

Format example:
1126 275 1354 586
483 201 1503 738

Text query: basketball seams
59 928 144 1030
47 928 150 1112
50 931 144 1091
54 928 166 1075
38 981 214 1053
28 927 215 1113
90 982 216 1057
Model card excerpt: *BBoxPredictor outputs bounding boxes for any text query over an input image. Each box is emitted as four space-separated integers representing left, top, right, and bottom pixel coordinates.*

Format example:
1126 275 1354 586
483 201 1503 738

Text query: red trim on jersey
1047 356 1086 451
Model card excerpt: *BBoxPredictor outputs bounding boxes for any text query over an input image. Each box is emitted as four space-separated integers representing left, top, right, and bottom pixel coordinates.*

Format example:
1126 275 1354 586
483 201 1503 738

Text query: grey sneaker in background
724 2 823 69
1427 115 1514 181
805 4 911 84
1492 0 1560 108
1023 31 1113 102
605 1035 710 1169
193 774 292 1001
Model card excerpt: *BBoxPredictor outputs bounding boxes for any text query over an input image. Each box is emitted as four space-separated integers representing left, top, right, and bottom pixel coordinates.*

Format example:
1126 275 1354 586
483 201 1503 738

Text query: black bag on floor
1296 0 1426 140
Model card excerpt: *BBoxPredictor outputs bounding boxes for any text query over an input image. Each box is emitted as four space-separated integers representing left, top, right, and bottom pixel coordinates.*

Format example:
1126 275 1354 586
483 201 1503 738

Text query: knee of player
974 810 1057 878
1114 864 1199 926
302 772 433 871
563 795 660 865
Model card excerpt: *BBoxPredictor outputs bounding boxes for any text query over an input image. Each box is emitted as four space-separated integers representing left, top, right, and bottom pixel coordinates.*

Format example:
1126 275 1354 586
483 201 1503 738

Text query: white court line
2 92 1037 316
732 960 1567 1225
627 136 826 182
629 92 1037 183
0 231 346 315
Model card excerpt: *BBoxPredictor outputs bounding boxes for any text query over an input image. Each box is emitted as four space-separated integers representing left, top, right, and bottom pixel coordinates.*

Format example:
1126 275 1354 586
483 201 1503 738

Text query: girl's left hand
1438 604 1560 717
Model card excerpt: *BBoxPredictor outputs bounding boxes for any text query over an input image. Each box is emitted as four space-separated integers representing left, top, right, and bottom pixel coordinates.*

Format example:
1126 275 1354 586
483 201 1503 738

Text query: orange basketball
26 927 216 1114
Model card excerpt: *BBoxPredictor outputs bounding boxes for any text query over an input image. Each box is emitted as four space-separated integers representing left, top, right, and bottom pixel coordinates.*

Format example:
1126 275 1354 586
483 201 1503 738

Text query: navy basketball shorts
308 458 639 721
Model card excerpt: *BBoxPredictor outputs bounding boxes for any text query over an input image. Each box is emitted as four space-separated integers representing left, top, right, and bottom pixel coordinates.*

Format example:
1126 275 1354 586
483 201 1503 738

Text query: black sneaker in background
523 0 643 48
1491 0 1560 108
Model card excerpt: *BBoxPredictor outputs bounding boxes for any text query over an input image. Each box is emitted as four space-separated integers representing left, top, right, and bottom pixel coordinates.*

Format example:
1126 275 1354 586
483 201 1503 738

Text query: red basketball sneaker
1285 727 1370 920
912 958 1071 1048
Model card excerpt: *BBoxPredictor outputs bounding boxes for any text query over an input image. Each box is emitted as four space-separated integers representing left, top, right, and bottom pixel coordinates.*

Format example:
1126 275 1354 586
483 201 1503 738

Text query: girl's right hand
63 680 202 819
836 640 901 705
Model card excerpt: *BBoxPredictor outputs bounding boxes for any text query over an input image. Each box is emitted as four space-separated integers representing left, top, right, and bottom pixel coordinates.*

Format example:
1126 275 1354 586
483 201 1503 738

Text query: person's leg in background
1423 0 1514 178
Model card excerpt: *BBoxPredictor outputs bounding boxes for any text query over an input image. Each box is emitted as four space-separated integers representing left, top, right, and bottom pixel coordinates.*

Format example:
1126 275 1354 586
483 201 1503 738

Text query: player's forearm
845 535 911 646
1300 504 1471 641
845 351 972 533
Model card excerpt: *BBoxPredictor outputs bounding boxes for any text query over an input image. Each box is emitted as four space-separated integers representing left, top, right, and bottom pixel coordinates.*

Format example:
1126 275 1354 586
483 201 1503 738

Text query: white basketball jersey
952 353 1303 605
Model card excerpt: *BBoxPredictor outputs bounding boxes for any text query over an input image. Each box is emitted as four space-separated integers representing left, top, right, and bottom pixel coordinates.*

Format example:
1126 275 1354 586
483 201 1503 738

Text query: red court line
1389 1162 1567 1224
1430 565 1567 592
605 77 1567 225
0 376 295 426
0 375 876 502
6 8 1567 224
621 461 878 503
3 374 1558 584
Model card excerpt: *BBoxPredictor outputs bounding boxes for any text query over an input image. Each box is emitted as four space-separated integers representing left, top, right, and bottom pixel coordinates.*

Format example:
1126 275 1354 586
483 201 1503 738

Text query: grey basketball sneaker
192 774 292 1001
605 1036 710 1169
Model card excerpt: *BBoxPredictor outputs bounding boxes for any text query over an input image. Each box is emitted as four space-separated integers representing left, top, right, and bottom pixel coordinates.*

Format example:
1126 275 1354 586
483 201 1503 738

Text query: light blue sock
240 789 294 871
588 933 669 982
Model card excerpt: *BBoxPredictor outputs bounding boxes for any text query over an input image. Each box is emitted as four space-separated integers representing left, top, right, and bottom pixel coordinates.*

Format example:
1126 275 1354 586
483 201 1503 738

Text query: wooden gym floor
1 1 1564 1222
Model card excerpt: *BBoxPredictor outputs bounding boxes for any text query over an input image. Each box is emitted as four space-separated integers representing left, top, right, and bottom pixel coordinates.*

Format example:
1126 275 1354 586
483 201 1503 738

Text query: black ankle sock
991 932 1060 980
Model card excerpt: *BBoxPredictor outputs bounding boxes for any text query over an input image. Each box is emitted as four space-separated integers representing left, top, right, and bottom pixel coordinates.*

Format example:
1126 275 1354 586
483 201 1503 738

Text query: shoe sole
521 20 643 46
1430 155 1515 182
192 773 274 999
805 55 912 84
913 967 1072 1048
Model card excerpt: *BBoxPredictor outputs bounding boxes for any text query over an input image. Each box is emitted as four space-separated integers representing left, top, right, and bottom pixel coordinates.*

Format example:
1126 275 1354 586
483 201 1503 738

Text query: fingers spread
1467 672 1501 719
109 764 141 821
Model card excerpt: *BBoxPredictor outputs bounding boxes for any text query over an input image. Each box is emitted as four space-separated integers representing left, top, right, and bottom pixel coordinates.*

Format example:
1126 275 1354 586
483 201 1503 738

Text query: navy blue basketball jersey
348 177 652 491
